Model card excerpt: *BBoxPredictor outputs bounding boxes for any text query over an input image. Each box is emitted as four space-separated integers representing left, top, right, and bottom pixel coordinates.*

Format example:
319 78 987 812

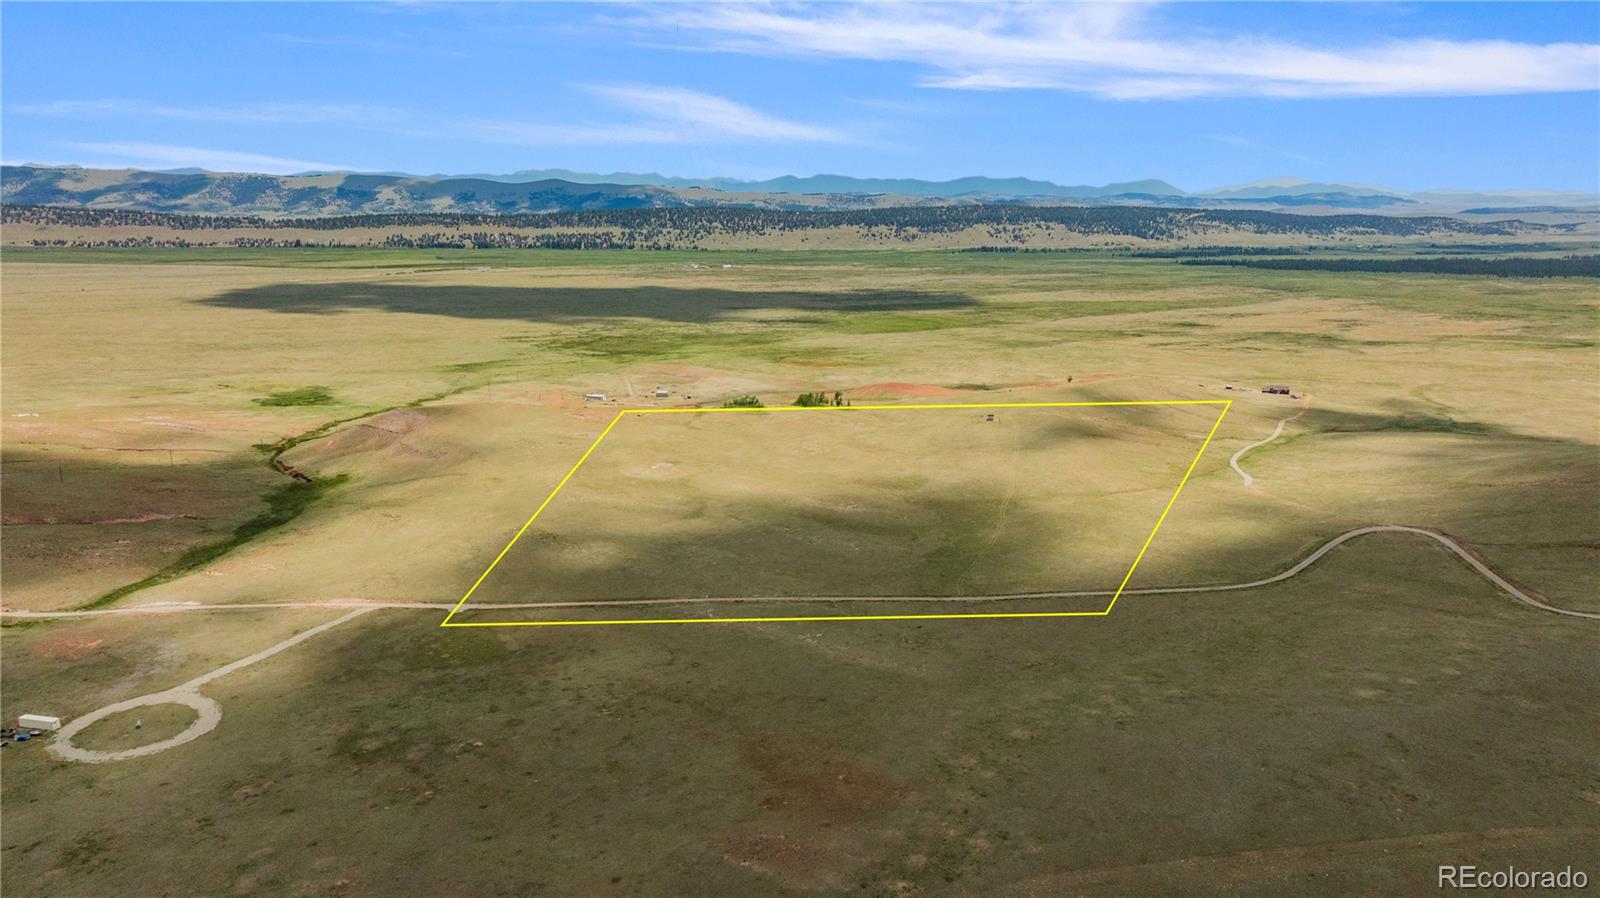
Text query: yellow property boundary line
440 399 1232 628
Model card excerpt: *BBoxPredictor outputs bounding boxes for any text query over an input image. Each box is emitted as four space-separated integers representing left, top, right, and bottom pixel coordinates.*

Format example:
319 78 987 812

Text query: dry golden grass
4 253 1595 614
2 247 1596 896
458 403 1220 616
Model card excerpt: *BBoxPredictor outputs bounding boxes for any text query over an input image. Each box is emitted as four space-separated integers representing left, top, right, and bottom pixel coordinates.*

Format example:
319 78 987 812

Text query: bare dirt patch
32 635 107 661
748 745 908 825
850 382 964 399
722 830 826 875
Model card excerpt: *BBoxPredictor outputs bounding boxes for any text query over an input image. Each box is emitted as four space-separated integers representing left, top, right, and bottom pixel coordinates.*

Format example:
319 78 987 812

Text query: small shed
585 392 608 402
654 387 670 398
18 714 61 732
1263 385 1291 395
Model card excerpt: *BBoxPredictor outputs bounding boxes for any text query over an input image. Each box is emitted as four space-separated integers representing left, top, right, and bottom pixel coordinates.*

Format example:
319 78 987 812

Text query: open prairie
3 246 1597 896
454 401 1227 622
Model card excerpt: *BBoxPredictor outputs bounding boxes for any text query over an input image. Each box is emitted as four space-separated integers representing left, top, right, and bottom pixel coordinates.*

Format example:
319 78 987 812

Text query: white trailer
18 714 61 732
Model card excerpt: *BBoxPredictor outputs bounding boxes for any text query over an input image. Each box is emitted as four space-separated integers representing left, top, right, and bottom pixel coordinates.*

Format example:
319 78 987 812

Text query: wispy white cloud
64 142 355 174
628 2 1600 100
584 84 847 142
27 86 850 149
451 84 850 147
19 99 410 127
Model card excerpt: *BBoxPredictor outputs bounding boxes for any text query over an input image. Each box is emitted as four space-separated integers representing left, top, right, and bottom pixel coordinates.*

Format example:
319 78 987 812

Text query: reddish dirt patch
748 745 907 824
287 407 453 469
722 830 825 875
1065 372 1119 385
318 408 431 451
527 389 582 410
851 382 963 399
33 635 107 660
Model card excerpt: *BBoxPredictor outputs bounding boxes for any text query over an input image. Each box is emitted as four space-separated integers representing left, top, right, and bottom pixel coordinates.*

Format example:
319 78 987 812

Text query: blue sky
3 2 1597 191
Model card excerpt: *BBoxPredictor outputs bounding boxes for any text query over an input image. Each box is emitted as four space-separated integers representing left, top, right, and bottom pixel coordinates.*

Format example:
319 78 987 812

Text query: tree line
1 203 1539 242
1181 255 1599 278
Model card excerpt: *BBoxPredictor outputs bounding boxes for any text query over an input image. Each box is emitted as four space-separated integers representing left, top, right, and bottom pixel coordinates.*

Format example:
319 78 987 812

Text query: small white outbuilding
18 714 61 732
585 392 608 401
654 387 670 398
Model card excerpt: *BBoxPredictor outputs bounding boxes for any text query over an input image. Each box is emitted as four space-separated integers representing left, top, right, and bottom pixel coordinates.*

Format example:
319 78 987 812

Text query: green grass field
2 247 1596 896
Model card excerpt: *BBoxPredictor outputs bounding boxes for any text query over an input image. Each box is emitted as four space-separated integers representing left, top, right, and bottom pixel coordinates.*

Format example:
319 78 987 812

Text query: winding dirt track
10 526 1594 622
45 608 376 764
1230 397 1310 489
19 400 1594 763
21 527 1594 764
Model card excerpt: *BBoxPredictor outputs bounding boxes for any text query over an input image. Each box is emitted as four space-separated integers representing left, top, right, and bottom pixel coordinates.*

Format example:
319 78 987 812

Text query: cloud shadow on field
1014 403 1222 453
460 483 1124 612
0 448 281 607
197 282 981 325
1297 404 1517 439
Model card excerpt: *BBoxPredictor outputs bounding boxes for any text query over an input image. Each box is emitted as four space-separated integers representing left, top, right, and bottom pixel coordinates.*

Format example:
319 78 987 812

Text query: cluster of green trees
721 395 764 408
794 391 847 407
2 203 1536 242
1181 254 1599 278
253 386 335 407
1 205 251 229
380 232 686 250
1130 246 1311 258
958 246 1080 254
22 236 340 248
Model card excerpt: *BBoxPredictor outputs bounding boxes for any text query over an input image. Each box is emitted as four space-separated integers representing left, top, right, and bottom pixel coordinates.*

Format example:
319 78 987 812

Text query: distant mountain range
3 165 1595 217
437 169 1191 199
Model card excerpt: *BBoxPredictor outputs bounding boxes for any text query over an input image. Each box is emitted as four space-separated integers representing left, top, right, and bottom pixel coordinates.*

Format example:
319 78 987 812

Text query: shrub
795 391 846 407
254 386 335 407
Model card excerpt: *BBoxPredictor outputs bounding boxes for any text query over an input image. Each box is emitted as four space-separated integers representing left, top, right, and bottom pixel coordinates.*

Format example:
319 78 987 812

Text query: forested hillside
4 203 1574 251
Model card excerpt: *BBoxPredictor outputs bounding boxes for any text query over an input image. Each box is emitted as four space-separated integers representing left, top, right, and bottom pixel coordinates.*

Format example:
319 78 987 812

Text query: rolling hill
3 165 1595 218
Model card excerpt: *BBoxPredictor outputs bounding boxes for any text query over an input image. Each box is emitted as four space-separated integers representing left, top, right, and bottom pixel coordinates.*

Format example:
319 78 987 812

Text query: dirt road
46 608 375 764
9 528 1593 621
1230 396 1310 489
21 526 1592 763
